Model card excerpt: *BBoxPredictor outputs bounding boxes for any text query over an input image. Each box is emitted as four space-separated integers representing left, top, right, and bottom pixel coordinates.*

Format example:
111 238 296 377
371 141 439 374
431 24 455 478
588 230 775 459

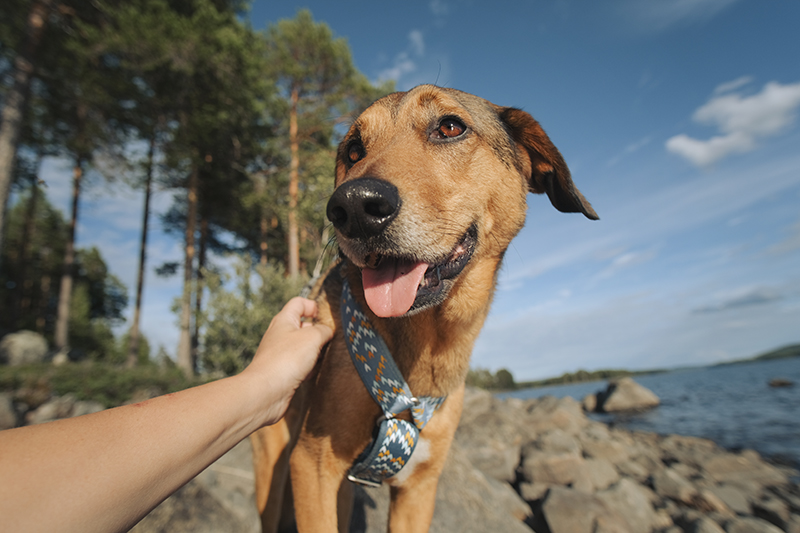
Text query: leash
340 279 446 487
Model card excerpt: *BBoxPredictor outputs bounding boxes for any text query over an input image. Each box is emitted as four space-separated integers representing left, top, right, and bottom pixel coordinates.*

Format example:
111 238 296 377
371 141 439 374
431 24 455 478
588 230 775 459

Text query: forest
0 0 393 377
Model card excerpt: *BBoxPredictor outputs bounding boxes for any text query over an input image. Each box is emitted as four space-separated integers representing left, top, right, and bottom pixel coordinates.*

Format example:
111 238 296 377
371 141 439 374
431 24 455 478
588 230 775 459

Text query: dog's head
327 85 597 318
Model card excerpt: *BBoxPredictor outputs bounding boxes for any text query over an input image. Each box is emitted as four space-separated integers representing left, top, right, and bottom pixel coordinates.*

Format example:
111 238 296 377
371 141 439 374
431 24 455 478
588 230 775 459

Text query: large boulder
0 330 49 366
594 377 660 413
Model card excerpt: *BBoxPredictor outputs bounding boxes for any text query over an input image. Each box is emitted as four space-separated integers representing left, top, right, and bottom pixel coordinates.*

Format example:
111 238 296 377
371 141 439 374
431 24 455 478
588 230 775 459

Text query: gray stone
0 392 18 430
354 441 534 533
580 458 620 492
581 393 597 412
455 388 524 483
519 450 585 487
703 452 788 487
72 400 105 418
541 486 629 533
596 377 660 412
597 478 661 533
753 496 791 530
526 395 589 436
26 394 78 424
724 516 784 533
690 516 726 533
653 466 699 505
660 434 719 470
707 484 752 515
0 330 48 366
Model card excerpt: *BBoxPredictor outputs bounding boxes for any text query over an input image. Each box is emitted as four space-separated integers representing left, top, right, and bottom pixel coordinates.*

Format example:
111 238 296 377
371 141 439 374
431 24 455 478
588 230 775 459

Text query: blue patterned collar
340 279 446 486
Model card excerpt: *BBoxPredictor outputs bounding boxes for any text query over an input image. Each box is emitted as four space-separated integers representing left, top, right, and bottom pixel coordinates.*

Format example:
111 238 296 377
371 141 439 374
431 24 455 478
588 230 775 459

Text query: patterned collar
340 279 446 486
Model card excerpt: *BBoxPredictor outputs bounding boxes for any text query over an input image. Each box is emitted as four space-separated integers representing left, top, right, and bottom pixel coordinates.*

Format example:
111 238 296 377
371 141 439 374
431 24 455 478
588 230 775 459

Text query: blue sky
39 0 800 380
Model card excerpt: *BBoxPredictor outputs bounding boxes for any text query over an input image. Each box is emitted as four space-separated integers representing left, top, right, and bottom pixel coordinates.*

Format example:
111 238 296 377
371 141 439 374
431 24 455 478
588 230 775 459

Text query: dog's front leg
290 432 352 532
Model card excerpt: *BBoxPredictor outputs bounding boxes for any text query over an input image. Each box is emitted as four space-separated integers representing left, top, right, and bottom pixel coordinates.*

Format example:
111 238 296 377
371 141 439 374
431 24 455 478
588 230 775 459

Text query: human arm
0 297 332 533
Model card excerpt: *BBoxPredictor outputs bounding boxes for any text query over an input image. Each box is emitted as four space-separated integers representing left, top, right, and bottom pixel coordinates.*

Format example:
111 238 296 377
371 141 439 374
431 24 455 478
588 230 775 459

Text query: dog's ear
499 107 598 220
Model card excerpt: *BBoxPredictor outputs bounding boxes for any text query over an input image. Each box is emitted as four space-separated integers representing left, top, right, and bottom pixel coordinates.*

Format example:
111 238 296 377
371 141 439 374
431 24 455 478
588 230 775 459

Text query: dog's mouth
358 225 477 318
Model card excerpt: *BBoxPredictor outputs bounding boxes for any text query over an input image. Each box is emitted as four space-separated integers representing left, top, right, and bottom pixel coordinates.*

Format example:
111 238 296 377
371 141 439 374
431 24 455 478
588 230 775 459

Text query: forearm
0 373 272 533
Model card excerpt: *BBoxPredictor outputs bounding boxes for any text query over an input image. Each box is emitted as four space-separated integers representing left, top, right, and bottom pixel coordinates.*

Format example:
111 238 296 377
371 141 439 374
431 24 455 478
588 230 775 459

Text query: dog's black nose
326 178 400 239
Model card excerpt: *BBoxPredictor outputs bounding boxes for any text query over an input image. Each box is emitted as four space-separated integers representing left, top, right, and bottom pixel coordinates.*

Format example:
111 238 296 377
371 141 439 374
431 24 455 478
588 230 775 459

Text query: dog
250 85 597 532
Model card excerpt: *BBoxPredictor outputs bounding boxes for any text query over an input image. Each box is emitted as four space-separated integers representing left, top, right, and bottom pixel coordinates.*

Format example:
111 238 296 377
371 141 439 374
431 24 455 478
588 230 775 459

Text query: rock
540 486 629 533
660 433 719 470
694 489 733 514
690 516 726 533
581 392 597 412
653 466 699 505
702 452 788 487
26 394 78 424
455 388 524 483
426 441 534 533
596 377 660 412
526 395 589 436
23 394 105 424
753 496 791 530
581 458 620 492
0 330 49 366
130 478 253 533
597 478 664 533
519 449 586 487
706 484 752 515
0 392 18 430
352 440 534 533
725 516 784 533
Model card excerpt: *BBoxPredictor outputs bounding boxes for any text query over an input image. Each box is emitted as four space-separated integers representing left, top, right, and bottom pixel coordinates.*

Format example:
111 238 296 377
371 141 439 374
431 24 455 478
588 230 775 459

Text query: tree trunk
176 166 199 376
192 213 208 369
54 158 84 353
126 136 155 368
287 85 300 277
0 0 52 261
17 165 42 325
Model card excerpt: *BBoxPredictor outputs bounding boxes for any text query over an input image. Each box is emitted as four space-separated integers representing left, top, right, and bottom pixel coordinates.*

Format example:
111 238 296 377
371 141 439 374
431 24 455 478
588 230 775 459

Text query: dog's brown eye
434 118 466 139
347 142 365 164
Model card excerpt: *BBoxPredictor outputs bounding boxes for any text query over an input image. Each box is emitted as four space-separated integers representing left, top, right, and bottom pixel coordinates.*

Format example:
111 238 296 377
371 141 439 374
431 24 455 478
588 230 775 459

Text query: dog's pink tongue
362 260 428 317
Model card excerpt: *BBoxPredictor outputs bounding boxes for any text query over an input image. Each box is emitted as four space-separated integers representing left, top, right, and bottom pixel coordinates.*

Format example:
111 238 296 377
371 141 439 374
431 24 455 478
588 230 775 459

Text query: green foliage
0 191 128 358
197 254 307 376
466 367 517 390
0 362 201 408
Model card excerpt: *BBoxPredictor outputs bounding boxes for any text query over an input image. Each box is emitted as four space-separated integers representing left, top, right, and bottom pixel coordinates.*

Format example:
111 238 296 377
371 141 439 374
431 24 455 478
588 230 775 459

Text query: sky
37 0 800 381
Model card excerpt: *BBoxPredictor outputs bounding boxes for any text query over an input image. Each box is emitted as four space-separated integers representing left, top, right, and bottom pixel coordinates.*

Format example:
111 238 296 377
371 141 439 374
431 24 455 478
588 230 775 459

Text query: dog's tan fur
250 85 597 532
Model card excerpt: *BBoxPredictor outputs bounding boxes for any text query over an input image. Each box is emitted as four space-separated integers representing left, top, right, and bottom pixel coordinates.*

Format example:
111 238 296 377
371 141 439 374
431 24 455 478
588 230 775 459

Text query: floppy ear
499 107 598 220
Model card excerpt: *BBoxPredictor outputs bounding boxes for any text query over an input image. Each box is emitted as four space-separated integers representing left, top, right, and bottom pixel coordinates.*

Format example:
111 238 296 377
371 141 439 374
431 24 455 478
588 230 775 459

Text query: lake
500 357 800 467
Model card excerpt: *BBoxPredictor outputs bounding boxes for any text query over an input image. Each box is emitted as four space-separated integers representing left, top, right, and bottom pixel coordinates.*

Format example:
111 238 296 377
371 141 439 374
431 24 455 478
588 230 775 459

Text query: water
500 357 800 467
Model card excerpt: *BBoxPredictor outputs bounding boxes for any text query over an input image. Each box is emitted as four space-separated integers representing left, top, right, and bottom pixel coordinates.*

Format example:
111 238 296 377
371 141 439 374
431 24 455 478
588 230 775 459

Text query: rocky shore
2 382 798 533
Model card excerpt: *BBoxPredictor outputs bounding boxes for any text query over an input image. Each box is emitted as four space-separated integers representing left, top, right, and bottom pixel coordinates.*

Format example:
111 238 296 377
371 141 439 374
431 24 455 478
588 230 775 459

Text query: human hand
243 297 333 426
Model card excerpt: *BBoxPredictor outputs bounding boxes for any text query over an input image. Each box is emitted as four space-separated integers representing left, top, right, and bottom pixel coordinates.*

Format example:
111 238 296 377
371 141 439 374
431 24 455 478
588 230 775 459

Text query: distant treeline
466 367 664 391
515 368 665 390
714 343 800 366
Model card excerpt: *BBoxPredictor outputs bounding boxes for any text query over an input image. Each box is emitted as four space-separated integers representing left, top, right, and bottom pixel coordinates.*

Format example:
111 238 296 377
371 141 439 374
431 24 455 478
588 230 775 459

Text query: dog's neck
344 258 500 398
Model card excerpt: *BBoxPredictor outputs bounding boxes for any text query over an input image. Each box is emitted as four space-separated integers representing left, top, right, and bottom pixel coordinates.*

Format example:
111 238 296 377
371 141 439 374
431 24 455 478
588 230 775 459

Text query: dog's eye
433 118 466 140
347 142 365 164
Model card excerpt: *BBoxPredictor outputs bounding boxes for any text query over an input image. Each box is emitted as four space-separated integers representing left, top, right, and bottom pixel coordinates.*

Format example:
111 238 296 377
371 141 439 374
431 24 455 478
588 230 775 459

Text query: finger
276 297 318 328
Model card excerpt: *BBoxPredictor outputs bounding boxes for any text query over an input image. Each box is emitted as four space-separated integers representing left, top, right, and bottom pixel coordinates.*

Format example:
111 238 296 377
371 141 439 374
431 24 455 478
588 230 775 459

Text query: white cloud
408 30 425 56
623 0 741 32
666 80 800 167
429 0 449 17
377 30 427 86
713 75 753 95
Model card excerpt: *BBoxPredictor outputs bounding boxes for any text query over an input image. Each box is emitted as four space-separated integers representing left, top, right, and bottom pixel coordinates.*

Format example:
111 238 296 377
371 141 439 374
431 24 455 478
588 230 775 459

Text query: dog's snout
326 178 400 239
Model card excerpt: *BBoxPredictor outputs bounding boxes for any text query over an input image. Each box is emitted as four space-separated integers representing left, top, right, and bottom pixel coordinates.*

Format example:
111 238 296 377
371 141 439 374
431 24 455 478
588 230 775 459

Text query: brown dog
250 85 597 532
